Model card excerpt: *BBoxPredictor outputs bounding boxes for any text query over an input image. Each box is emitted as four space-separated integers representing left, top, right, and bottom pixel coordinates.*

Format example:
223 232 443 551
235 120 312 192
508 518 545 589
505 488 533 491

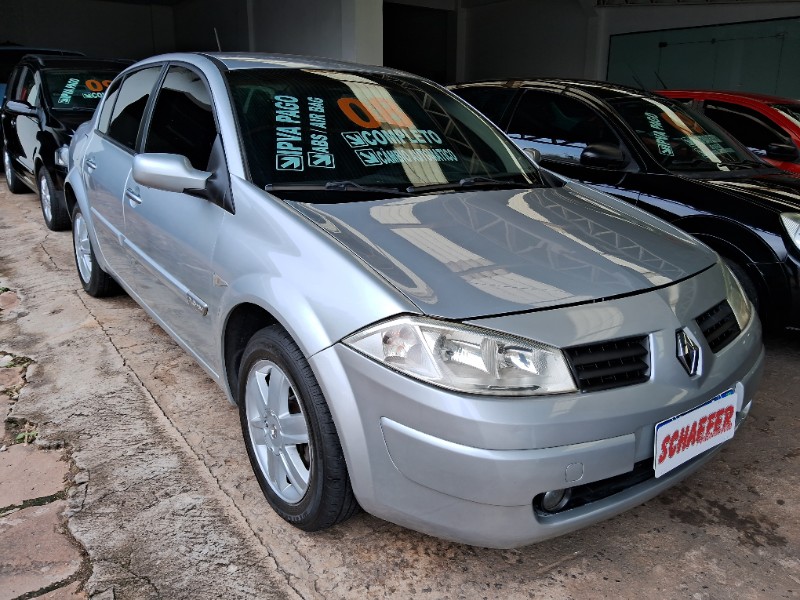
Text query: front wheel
72 205 118 297
238 325 358 531
38 167 70 231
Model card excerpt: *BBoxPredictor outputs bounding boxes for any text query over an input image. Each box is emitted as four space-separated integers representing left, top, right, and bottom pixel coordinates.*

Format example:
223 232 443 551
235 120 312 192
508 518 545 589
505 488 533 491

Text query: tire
72 205 118 297
38 167 70 231
3 146 29 194
238 325 358 531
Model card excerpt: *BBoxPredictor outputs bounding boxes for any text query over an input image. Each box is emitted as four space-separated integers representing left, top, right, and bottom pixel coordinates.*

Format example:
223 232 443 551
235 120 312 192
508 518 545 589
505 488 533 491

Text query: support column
341 0 383 65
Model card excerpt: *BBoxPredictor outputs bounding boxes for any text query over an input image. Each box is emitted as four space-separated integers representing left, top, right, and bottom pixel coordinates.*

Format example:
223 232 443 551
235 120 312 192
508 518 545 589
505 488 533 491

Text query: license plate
654 388 737 478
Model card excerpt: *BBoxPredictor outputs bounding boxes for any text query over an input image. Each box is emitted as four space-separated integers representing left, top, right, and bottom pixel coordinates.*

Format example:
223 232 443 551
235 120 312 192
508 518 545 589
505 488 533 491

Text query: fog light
540 488 572 513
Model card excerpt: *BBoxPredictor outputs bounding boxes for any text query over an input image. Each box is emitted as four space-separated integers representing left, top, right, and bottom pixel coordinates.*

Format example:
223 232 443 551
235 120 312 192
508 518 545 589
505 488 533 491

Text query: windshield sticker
684 134 733 156
57 78 80 104
307 96 334 168
354 147 458 167
645 112 674 157
274 95 337 170
337 97 414 129
58 78 112 104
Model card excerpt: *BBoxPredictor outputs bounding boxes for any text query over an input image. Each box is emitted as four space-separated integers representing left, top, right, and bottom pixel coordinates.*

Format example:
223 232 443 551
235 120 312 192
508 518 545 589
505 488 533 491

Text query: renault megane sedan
63 54 764 548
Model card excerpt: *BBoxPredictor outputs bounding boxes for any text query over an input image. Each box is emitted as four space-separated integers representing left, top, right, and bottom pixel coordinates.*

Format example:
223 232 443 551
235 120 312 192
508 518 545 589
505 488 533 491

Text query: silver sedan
64 52 764 548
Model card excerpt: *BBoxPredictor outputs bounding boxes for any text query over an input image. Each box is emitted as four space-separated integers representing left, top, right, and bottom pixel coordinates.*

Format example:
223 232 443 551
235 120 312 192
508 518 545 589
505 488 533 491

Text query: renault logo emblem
676 330 699 376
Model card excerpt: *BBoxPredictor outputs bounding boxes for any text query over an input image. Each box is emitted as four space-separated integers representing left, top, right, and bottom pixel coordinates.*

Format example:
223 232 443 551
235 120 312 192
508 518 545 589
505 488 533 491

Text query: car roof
452 78 660 102
660 89 800 106
16 54 133 70
131 51 420 79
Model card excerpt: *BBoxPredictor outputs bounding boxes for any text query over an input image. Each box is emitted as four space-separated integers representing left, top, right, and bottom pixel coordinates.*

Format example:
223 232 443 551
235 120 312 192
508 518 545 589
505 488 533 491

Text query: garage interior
2 0 800 94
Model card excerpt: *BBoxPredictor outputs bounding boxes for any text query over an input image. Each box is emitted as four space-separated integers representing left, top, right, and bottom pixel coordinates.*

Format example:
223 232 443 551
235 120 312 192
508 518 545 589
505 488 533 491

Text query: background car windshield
43 69 118 110
608 95 753 171
773 103 800 128
227 69 540 191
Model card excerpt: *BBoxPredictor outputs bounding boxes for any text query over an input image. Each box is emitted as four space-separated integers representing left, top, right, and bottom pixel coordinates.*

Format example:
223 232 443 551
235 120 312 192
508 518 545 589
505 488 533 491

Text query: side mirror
5 100 37 117
580 143 628 169
132 153 211 194
523 147 541 164
766 142 799 161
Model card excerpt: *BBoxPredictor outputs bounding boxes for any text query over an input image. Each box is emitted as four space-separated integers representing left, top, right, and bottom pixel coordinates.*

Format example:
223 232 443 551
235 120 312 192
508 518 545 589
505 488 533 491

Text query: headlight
55 145 70 168
780 213 800 251
344 316 577 396
721 262 752 330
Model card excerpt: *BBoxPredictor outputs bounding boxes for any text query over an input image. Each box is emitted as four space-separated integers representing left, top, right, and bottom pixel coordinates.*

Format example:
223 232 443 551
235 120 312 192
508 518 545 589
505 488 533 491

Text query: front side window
227 69 540 196
507 90 621 163
42 69 122 111
703 101 790 156
14 68 39 105
455 86 517 125
144 65 217 171
772 103 800 129
105 66 162 151
608 94 757 172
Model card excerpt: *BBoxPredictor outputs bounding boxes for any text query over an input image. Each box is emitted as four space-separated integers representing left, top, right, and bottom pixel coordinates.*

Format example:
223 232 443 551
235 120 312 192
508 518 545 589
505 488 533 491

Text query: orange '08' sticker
337 97 413 129
85 79 112 92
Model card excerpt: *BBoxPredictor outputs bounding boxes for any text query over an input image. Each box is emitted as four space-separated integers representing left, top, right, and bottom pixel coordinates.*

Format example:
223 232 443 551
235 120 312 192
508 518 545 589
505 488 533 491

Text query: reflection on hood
291 187 715 319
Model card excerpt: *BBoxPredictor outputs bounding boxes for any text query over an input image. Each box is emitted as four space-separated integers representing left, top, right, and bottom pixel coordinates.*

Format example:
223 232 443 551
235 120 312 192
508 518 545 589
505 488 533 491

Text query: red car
659 90 800 175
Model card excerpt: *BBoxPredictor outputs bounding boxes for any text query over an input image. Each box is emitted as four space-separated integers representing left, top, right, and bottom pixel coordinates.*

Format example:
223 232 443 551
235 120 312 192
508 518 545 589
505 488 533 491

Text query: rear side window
704 101 790 156
455 87 516 125
144 65 217 170
507 90 620 163
105 66 162 151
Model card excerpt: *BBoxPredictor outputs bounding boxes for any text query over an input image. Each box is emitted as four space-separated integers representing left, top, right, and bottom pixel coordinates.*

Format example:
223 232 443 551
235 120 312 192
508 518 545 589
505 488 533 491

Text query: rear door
81 65 163 280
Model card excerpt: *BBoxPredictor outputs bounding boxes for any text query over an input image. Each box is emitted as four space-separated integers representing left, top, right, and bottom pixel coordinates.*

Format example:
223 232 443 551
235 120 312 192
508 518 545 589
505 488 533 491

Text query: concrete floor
1 183 798 599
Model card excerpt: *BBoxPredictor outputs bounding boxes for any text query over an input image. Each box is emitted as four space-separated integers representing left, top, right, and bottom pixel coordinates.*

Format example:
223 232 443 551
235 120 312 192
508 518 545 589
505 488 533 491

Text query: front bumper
309 266 765 548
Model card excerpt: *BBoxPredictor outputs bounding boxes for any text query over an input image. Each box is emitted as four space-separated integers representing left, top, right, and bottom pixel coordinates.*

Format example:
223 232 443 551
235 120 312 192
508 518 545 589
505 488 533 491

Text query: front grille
563 335 650 393
696 300 741 353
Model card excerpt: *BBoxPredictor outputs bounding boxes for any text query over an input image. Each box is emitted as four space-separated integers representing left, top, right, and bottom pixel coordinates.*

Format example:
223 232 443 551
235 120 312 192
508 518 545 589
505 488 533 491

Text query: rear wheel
238 325 358 531
3 147 28 194
72 205 118 297
38 167 70 231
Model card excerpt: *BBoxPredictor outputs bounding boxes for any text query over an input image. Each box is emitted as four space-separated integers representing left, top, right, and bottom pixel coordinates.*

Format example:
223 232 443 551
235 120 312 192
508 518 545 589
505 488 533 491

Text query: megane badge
676 330 699 376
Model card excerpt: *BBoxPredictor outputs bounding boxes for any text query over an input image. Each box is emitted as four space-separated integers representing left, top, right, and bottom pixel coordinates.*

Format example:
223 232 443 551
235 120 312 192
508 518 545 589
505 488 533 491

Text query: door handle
85 158 97 172
125 187 142 205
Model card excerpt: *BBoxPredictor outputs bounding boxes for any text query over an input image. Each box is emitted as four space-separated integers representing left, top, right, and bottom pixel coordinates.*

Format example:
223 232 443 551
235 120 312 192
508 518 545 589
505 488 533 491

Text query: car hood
290 186 716 320
692 170 800 213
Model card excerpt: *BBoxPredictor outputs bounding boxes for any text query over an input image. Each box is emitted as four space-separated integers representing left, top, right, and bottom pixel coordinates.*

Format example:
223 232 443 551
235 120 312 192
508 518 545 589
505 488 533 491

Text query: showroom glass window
144 65 217 171
703 101 791 157
507 90 620 163
104 66 162 151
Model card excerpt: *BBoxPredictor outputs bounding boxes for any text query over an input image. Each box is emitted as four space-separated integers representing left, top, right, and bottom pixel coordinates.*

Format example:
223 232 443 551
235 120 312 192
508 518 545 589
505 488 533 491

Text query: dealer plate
654 388 737 478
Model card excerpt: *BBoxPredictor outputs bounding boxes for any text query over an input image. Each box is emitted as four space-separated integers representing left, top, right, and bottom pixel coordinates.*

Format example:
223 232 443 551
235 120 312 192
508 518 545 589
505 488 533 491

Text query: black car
0 45 84 101
2 54 130 230
450 79 800 330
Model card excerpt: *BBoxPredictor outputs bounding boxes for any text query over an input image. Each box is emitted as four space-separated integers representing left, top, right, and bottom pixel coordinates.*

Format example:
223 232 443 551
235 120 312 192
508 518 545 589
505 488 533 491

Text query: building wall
172 0 250 53
460 0 589 82
0 0 174 60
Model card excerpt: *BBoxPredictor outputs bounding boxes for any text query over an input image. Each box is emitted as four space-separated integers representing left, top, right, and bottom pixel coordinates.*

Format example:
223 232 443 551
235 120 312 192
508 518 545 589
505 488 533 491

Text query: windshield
772 103 800 129
42 69 120 110
607 94 759 172
227 69 541 194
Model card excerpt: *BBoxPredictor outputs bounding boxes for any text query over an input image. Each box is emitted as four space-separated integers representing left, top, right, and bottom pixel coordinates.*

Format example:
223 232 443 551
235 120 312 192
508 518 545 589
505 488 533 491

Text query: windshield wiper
265 181 411 196
405 176 534 193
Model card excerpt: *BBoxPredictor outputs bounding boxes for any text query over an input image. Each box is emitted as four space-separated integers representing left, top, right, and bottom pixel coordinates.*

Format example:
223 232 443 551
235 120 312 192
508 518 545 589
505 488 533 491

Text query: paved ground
0 182 798 600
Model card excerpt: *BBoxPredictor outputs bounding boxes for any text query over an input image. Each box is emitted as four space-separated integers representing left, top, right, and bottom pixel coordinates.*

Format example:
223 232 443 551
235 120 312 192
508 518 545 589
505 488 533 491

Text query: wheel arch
674 213 788 318
222 302 279 405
